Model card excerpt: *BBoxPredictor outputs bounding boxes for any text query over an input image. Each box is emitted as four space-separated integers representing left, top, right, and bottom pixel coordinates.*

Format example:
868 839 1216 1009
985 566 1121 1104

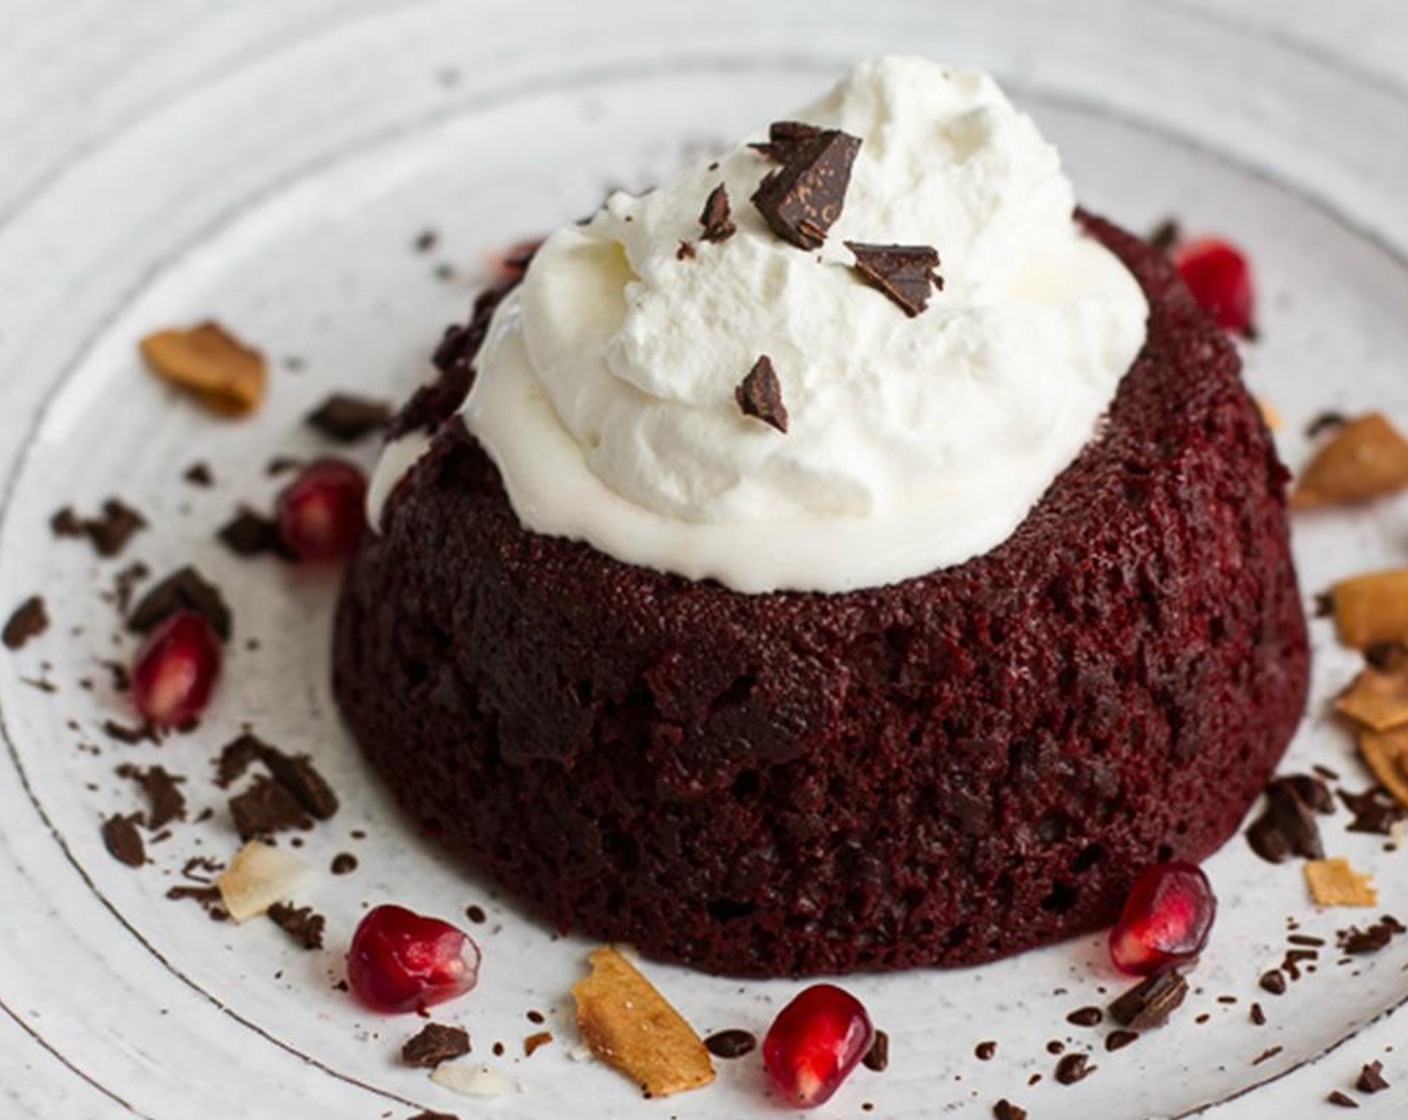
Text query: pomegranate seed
131 609 221 728
347 904 480 1014
275 458 368 561
1109 861 1217 976
1170 237 1256 337
763 984 875 1108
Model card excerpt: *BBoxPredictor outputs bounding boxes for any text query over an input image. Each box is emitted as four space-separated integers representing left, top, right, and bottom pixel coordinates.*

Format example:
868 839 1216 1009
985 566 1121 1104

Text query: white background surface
2 2 1408 1118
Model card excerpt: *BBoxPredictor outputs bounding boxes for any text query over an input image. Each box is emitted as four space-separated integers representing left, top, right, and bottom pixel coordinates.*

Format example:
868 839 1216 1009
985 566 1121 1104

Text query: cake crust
335 216 1309 977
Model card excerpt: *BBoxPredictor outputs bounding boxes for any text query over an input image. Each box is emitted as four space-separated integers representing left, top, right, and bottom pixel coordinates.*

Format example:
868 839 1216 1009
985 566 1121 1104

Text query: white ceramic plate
3 3 1408 1117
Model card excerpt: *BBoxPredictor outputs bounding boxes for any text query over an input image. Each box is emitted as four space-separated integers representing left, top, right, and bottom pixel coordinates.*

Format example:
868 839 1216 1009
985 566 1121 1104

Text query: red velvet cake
333 59 1308 977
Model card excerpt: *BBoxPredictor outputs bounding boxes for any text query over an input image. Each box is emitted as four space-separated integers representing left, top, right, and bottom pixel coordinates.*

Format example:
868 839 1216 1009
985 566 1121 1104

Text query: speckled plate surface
3 2 1408 1117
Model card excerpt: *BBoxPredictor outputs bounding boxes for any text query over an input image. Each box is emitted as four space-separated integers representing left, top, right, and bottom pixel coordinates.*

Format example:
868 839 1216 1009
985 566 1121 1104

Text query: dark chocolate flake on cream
749 120 824 163
846 242 944 317
751 126 861 249
699 184 736 243
736 356 789 433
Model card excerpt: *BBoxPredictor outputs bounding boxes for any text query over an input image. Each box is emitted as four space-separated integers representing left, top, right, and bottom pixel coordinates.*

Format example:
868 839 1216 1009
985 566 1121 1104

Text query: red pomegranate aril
763 984 875 1108
1171 237 1256 337
275 458 368 562
131 609 222 728
1109 860 1217 976
347 904 480 1014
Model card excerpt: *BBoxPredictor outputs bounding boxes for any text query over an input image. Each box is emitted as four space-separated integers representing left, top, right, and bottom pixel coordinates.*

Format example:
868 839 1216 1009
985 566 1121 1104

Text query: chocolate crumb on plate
1260 970 1288 995
407 1112 460 1120
1357 1061 1389 1093
101 814 146 868
1105 1030 1138 1052
1066 1006 1104 1028
413 230 438 254
127 566 231 642
704 1029 756 1059
992 1101 1026 1120
735 355 789 433
218 509 294 560
1326 1089 1359 1108
975 1040 997 1061
846 242 944 317
698 184 736 243
465 904 487 924
102 718 153 745
402 1022 471 1068
306 393 393 443
110 561 151 615
3 596 48 651
675 240 696 261
166 884 228 920
257 744 339 820
1055 1052 1095 1085
331 852 358 875
1339 787 1406 835
862 1029 889 1072
751 126 861 249
1339 915 1405 954
267 902 326 950
524 1031 553 1057
1109 970 1188 1030
229 776 312 840
1245 774 1333 863
1252 1045 1283 1066
115 764 187 830
60 498 147 558
1250 1002 1266 1025
183 461 214 487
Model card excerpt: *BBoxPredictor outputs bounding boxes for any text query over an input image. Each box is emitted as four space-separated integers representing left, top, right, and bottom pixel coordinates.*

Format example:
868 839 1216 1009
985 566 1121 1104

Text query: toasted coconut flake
1256 397 1283 432
1337 664 1408 731
572 946 715 1097
140 321 267 416
431 1061 515 1098
216 841 309 921
1359 726 1408 811
1329 569 1408 650
1305 857 1378 907
1291 413 1408 509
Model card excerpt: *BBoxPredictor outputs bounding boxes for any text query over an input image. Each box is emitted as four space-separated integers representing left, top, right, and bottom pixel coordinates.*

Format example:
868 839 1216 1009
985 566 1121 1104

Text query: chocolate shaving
1148 218 1181 256
862 1030 889 1072
102 718 154 745
992 1100 1027 1120
127 567 231 642
102 814 146 868
229 776 312 840
1054 1053 1094 1085
1108 970 1188 1030
402 1023 471 1068
1327 1090 1359 1108
1339 786 1406 835
735 356 788 433
1245 774 1332 863
267 902 326 950
524 1031 553 1057
698 185 735 243
1066 1006 1103 1028
306 393 393 443
116 764 187 830
258 746 339 820
218 509 295 560
704 1029 756 1059
1252 1045 1283 1066
3 596 48 651
749 120 823 163
1105 1030 1138 1052
1357 1061 1389 1093
1250 1002 1266 1025
751 126 861 249
1338 915 1405 954
166 884 228 920
407 1112 460 1120
846 242 944 317
215 733 265 788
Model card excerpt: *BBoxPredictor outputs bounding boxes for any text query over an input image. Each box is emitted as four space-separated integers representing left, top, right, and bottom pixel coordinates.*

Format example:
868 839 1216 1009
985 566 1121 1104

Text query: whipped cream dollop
385 56 1149 593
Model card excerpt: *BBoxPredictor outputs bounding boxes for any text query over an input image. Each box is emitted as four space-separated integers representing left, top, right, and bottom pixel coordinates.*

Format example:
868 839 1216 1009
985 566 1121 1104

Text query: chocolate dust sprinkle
735 355 788 433
751 125 861 249
846 242 944 317
699 184 736 243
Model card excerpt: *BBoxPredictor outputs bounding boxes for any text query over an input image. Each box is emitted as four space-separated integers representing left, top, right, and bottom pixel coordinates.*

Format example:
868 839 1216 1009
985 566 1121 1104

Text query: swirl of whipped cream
393 56 1150 593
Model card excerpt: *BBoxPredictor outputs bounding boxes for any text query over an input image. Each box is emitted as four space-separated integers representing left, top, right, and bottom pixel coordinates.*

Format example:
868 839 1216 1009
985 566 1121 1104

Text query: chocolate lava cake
333 215 1309 977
